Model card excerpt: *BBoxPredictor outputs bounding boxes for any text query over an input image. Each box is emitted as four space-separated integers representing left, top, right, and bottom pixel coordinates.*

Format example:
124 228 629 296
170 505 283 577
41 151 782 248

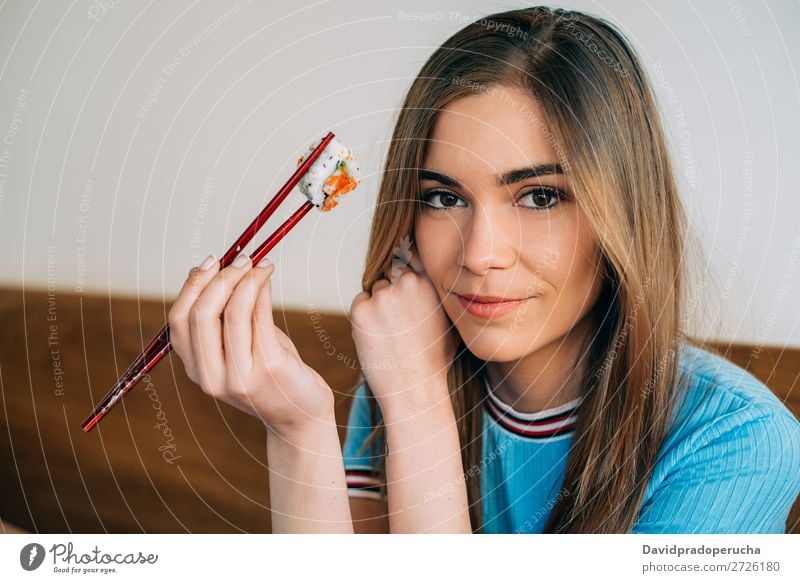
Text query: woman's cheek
548 253 604 327
414 223 453 293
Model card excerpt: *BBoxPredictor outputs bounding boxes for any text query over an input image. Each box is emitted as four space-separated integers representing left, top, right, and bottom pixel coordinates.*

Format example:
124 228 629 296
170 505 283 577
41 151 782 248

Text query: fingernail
256 256 272 269
199 254 217 270
232 252 250 268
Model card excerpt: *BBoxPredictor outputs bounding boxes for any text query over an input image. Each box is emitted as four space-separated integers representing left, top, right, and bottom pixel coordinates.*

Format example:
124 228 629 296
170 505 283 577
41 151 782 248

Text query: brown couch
1 287 798 533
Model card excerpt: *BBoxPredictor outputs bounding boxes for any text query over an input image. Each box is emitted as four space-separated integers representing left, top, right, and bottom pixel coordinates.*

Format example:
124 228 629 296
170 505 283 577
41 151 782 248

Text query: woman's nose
459 203 518 274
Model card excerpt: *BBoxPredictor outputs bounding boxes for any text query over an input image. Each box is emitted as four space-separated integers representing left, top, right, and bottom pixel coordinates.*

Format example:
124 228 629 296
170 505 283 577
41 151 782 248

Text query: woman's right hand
167 253 336 438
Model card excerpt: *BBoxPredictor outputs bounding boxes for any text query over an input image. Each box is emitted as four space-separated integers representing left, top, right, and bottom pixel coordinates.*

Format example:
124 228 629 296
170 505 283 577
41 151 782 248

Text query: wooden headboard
1 287 797 533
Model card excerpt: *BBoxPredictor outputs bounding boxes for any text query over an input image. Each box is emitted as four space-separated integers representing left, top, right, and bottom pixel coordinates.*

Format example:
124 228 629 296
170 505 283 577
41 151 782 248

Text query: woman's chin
458 329 537 363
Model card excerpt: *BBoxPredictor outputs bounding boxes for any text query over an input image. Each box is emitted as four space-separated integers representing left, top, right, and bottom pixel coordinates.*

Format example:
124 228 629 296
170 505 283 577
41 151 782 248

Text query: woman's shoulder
656 340 800 472
638 341 800 532
672 341 797 428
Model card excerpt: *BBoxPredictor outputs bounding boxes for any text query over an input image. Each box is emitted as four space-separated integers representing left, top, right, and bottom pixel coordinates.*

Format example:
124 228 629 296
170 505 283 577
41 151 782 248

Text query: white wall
0 0 798 347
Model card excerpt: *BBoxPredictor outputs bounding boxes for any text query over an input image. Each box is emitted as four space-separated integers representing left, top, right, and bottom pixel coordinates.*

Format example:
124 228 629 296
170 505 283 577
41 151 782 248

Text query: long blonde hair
353 6 699 533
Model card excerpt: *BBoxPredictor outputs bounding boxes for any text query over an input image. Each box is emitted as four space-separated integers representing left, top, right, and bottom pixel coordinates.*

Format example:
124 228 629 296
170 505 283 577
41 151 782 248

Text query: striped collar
483 376 583 439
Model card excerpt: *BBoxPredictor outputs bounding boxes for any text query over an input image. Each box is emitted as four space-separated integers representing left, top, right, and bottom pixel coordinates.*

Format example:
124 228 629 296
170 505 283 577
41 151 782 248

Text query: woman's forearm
266 413 354 533
381 382 472 533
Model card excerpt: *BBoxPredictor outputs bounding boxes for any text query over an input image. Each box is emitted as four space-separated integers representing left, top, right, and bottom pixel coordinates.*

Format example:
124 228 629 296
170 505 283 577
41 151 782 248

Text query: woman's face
415 85 605 363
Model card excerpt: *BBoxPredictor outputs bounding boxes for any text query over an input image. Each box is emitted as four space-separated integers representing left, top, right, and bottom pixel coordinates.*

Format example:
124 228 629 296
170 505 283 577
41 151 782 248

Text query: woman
167 6 800 533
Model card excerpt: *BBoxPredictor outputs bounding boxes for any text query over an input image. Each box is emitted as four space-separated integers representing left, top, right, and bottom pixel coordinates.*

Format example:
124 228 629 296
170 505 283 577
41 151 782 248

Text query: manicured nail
232 252 250 268
199 254 217 271
256 256 272 269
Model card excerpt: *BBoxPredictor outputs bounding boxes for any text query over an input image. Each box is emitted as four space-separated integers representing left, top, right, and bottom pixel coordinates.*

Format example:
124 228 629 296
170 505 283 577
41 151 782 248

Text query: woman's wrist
265 410 339 462
376 374 452 426
262 394 337 442
265 409 354 533
379 379 471 533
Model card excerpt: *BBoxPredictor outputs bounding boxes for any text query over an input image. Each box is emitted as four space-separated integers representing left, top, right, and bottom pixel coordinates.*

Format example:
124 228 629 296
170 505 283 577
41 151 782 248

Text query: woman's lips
456 294 533 319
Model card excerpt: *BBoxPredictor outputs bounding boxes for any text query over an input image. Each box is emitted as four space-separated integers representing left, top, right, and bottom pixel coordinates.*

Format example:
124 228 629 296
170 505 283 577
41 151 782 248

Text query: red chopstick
80 131 335 433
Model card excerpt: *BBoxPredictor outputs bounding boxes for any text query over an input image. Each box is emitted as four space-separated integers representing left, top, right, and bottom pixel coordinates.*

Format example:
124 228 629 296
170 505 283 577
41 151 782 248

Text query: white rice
296 137 361 206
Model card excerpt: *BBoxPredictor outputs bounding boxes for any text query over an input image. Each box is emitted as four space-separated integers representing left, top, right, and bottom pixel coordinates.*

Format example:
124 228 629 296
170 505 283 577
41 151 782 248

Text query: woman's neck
484 317 591 414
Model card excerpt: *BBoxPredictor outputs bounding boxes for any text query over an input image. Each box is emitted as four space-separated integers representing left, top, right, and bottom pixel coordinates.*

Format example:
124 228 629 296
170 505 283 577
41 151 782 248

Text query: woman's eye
420 190 467 211
420 187 567 212
518 187 566 211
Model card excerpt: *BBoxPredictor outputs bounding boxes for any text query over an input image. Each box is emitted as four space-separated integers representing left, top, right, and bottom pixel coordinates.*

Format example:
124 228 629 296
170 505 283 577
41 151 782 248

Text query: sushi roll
296 137 361 212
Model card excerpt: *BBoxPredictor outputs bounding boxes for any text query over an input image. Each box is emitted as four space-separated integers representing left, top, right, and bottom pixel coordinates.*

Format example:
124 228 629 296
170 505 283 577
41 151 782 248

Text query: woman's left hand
349 245 459 409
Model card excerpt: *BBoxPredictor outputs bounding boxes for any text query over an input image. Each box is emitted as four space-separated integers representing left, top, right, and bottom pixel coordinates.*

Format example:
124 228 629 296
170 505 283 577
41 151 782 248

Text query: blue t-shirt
341 342 800 533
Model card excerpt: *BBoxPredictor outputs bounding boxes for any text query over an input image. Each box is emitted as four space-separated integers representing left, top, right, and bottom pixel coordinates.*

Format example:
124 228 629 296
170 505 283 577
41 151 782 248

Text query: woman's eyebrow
419 164 563 187
418 169 461 187
498 163 563 185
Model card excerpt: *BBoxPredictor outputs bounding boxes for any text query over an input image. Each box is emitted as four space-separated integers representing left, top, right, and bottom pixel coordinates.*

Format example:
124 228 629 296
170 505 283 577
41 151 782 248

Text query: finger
407 248 425 275
351 290 370 305
349 291 370 322
189 252 253 394
168 254 220 377
274 326 301 359
224 256 274 383
252 257 282 369
371 278 391 293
